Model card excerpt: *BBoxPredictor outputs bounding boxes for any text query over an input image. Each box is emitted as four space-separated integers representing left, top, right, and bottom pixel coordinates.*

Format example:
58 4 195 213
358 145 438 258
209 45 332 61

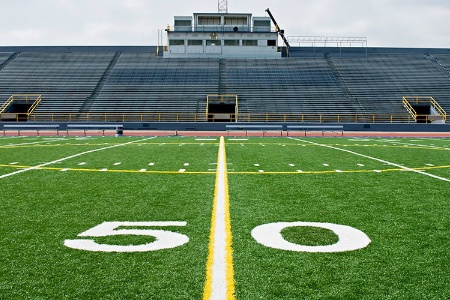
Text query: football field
1 135 450 299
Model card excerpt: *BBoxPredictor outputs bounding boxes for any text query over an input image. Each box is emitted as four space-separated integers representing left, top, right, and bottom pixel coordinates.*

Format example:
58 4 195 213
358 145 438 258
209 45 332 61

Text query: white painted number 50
251 222 371 253
64 221 189 252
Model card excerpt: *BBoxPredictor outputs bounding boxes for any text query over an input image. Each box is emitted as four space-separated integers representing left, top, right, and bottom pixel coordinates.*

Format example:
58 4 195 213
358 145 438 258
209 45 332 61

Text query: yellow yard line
1 163 450 176
203 136 235 300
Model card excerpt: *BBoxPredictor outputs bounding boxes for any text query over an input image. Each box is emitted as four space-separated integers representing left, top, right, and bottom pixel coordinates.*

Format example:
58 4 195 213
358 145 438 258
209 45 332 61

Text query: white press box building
163 12 281 59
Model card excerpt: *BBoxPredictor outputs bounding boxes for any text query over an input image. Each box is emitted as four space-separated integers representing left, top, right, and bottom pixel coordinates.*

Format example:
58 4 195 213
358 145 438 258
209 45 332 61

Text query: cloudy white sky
1 0 449 48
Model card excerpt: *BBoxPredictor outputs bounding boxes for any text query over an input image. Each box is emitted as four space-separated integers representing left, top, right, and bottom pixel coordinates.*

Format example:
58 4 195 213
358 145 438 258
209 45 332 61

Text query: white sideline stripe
290 138 450 182
0 137 155 179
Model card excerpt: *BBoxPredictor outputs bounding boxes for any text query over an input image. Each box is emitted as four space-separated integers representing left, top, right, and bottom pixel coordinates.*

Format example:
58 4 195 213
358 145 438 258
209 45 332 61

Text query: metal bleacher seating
224 58 357 116
333 54 450 115
0 52 114 113
1 49 449 122
0 53 14 66
89 54 219 118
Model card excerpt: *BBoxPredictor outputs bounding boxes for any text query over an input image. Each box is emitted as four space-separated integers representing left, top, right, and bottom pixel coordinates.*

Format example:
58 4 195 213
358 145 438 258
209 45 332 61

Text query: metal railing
402 96 447 122
0 112 424 124
0 94 42 120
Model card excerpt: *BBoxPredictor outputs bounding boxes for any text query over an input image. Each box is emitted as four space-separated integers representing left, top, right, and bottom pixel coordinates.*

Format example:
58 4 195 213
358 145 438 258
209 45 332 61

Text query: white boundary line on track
0 137 156 179
204 136 235 300
290 137 450 183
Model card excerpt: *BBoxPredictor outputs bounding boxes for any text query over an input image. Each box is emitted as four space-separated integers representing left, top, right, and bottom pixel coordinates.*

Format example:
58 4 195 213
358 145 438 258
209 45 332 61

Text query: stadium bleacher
0 48 449 122
0 52 114 113
90 54 219 118
333 54 450 115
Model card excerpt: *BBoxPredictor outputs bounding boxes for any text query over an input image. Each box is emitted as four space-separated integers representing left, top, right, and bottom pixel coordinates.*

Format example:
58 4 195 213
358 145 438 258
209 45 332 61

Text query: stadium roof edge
0 46 156 53
0 46 449 58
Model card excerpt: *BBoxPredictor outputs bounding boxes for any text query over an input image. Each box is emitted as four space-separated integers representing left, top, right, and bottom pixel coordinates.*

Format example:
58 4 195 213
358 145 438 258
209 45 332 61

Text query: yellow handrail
402 97 417 120
25 112 417 124
0 95 14 113
27 95 42 114
402 96 447 122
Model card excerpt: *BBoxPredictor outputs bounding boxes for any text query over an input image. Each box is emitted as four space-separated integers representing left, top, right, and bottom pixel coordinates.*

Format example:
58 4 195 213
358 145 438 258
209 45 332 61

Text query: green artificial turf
1 136 449 299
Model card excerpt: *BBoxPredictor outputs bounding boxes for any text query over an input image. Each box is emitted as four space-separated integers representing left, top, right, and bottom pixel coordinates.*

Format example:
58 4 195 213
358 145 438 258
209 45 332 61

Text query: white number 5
64 221 189 252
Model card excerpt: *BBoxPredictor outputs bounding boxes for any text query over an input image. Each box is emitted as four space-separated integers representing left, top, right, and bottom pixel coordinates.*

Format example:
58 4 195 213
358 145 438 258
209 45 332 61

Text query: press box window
169 40 185 46
174 20 192 27
224 40 240 46
243 40 258 46
267 40 277 46
254 20 271 27
188 40 203 46
206 40 222 46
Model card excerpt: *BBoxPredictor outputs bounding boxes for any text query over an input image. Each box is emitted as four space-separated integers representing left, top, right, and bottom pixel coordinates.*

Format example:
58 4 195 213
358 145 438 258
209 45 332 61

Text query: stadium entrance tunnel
411 103 431 123
1 102 32 121
206 94 238 122
207 103 236 122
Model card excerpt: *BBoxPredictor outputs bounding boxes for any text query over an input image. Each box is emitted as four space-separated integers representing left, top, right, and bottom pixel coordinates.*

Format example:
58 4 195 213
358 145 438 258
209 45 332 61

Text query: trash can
115 126 123 137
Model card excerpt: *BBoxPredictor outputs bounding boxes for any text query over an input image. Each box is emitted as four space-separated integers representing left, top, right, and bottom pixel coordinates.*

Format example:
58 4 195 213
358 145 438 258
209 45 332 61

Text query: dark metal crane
265 8 291 51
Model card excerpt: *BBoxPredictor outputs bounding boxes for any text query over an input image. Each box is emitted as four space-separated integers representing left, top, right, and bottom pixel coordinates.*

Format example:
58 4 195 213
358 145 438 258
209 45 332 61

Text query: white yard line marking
99 168 108 172
139 169 147 172
60 168 69 172
290 138 450 182
78 162 86 166
204 136 235 300
184 163 190 167
179 169 186 173
229 138 248 141
113 162 122 166
196 138 217 141
0 138 155 179
1 138 69 147
149 162 155 166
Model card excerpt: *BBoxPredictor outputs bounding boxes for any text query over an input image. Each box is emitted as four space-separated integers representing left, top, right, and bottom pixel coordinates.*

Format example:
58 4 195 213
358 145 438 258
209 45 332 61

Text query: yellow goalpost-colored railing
402 96 447 122
23 112 419 124
0 94 42 114
0 95 14 114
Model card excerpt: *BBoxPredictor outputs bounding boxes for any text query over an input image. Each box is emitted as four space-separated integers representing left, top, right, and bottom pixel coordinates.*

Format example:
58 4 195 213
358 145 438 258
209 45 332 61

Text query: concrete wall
1 122 449 133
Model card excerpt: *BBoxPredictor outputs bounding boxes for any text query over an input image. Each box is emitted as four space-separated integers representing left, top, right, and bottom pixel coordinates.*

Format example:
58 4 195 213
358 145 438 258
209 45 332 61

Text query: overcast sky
1 0 449 48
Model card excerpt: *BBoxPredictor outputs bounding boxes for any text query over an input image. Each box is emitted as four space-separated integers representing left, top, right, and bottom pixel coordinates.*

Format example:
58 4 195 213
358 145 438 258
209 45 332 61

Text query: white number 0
64 221 189 252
